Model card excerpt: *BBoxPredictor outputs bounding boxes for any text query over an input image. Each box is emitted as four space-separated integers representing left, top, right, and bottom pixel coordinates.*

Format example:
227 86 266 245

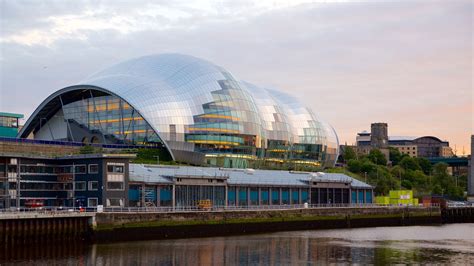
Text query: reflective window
62 95 163 145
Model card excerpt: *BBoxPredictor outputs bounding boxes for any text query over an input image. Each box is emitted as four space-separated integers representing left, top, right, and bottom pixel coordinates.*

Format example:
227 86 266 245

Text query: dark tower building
370 123 388 149
468 135 474 201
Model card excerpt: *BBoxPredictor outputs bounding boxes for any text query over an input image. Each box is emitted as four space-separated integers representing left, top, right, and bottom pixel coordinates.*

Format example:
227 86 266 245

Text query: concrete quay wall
94 207 441 242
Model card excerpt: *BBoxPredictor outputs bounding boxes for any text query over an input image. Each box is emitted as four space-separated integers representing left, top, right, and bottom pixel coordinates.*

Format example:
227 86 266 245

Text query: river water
1 224 473 265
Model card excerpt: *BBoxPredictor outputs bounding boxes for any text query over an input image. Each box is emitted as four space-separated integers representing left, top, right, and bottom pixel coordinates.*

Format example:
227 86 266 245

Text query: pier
0 211 94 244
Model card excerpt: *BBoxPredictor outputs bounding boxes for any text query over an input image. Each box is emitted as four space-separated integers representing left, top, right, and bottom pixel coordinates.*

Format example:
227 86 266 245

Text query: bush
79 145 95 154
367 149 387 165
347 159 362 173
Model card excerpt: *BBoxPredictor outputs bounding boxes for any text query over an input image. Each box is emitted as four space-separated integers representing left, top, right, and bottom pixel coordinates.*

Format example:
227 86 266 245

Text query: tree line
339 146 466 199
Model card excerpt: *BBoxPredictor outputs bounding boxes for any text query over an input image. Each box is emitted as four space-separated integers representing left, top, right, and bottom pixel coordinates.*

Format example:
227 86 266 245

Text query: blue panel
250 190 258 202
228 188 236 201
272 189 280 204
281 189 289 204
160 187 171 201
365 190 372 203
261 190 269 202
129 187 140 201
292 190 299 204
301 190 308 203
238 187 248 205
358 191 364 203
352 191 357 203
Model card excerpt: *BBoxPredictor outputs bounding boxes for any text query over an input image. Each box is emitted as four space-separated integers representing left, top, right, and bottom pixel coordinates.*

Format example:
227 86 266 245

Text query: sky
0 0 472 155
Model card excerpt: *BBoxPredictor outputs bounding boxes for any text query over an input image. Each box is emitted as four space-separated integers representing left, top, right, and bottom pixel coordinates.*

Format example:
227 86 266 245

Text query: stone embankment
93 206 441 242
0 207 445 244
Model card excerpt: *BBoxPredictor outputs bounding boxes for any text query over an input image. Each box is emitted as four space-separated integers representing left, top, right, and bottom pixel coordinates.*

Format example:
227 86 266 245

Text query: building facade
128 165 374 208
393 145 418 158
0 153 373 209
0 112 23 138
0 153 133 209
468 135 474 201
356 123 452 158
19 54 339 168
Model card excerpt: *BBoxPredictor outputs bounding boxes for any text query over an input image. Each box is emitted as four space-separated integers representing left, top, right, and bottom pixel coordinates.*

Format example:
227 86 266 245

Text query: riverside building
0 153 373 209
18 54 339 169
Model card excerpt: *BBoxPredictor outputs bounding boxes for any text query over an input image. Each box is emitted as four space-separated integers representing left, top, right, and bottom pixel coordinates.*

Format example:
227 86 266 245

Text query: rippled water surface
2 224 473 265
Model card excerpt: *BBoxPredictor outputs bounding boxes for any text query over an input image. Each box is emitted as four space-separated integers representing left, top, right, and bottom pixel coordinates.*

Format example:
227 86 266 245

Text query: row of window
82 197 124 208
75 181 124 191
399 146 416 150
75 181 99 191
0 117 19 128
9 164 99 175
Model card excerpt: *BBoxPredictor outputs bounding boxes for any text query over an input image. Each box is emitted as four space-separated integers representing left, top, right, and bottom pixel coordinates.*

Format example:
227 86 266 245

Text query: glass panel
238 187 248 206
261 188 269 205
227 187 236 206
271 189 279 205
301 189 309 204
281 189 289 204
292 190 299 204
250 188 258 205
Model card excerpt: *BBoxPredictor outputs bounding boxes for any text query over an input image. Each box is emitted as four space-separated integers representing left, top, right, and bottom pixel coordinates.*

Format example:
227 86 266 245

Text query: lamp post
398 168 402 190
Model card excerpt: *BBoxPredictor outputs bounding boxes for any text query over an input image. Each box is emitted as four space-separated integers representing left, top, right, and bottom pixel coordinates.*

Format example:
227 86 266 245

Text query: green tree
416 157 432 175
347 159 362 173
361 159 378 174
343 146 357 162
432 162 448 176
389 147 405 165
399 157 421 171
367 149 387 165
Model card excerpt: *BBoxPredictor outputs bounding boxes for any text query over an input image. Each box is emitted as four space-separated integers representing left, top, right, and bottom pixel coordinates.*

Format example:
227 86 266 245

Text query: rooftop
0 112 24 119
129 164 373 189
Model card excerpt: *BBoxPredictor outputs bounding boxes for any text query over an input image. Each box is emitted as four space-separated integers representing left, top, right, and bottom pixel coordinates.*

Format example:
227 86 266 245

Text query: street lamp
398 168 402 190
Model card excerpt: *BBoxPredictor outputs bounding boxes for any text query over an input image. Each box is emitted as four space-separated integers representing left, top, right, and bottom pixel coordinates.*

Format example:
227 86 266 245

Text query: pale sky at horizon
0 0 472 155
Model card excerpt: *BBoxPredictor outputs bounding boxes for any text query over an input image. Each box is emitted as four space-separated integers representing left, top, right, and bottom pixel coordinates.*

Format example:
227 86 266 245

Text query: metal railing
0 136 163 150
0 203 440 215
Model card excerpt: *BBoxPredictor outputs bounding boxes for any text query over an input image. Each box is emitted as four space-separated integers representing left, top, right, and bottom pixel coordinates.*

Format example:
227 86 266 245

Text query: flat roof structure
129 164 372 189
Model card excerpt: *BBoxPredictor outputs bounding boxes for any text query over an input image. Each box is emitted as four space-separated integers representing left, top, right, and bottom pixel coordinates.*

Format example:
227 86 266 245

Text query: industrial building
128 165 373 208
355 123 453 158
17 53 339 169
0 153 373 209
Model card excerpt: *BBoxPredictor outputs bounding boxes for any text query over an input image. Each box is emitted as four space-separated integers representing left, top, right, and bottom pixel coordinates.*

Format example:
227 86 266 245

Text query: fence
0 136 162 150
0 203 440 215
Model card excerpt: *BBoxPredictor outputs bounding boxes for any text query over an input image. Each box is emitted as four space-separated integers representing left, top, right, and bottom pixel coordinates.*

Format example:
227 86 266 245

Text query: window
89 164 99 174
107 181 124 190
88 198 98 207
107 164 124 173
75 181 86 191
88 181 99 191
74 165 86 174
107 198 123 207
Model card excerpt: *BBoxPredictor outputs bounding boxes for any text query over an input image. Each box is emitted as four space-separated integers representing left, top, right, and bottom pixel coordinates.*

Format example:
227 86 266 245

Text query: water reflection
1 224 473 265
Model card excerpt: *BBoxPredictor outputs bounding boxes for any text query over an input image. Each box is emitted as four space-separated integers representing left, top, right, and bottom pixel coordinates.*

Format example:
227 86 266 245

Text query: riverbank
93 206 441 242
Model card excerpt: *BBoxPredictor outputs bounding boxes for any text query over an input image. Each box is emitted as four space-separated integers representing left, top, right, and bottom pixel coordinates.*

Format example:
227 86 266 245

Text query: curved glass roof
20 53 339 167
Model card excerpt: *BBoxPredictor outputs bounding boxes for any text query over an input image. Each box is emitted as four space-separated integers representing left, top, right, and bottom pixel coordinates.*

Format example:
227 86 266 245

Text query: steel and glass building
19 54 339 168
